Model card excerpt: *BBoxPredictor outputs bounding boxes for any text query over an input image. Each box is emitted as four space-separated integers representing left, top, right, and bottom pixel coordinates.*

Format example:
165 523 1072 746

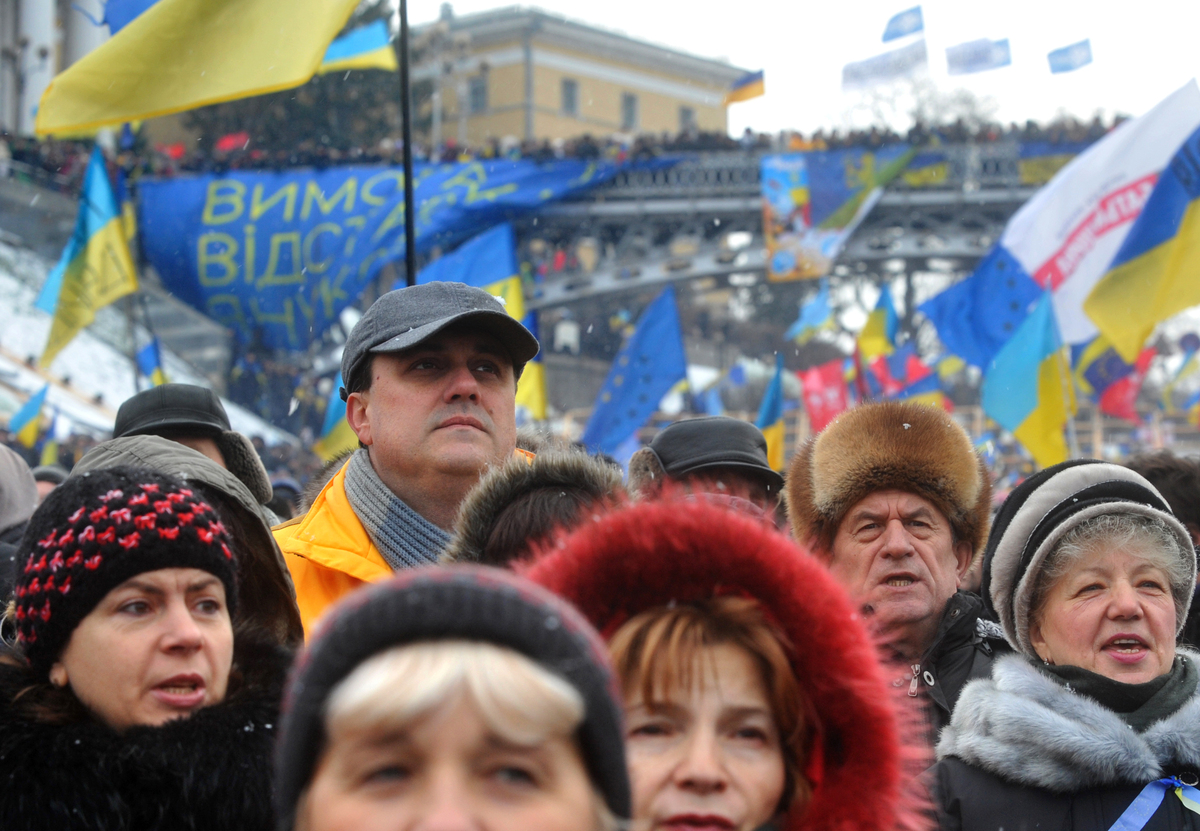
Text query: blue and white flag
843 39 928 90
882 6 923 42
1048 39 1093 73
946 39 1011 75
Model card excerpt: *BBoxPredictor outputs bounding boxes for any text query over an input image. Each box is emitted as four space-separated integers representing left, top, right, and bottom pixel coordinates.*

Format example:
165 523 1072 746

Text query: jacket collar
284 464 391 583
937 649 1200 791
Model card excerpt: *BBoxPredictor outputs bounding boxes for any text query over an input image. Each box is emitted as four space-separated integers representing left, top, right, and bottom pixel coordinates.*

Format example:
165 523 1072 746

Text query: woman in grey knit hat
933 459 1200 831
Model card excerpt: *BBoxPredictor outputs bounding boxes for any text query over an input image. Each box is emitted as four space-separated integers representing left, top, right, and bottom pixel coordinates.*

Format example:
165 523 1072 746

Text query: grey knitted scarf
343 449 450 570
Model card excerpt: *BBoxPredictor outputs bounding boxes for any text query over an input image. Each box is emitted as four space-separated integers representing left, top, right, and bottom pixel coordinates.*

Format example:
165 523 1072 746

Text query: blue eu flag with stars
581 286 687 454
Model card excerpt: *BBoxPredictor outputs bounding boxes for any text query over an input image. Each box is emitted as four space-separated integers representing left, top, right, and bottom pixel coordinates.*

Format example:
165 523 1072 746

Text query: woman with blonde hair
273 565 630 831
524 496 927 831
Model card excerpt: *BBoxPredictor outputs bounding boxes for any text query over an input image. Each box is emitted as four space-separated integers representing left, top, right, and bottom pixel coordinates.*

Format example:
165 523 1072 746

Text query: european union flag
919 244 1041 370
882 6 923 42
581 287 687 454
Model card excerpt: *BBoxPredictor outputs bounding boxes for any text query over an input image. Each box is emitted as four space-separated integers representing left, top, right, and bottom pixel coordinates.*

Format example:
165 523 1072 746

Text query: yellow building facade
417 6 748 144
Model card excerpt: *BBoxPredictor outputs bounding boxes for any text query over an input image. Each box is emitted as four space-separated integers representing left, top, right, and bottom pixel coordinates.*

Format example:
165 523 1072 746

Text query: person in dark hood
71 433 303 647
442 450 626 567
273 566 630 831
786 400 1007 734
0 466 292 829
0 445 37 597
524 496 928 831
935 460 1200 831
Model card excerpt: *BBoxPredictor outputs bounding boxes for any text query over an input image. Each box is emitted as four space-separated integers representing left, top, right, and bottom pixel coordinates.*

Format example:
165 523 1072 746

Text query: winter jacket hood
72 435 302 645
0 444 36 535
937 650 1200 792
522 496 928 831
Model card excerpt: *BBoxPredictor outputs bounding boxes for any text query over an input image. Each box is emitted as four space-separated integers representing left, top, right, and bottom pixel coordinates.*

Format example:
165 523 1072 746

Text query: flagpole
1059 345 1080 459
395 0 417 288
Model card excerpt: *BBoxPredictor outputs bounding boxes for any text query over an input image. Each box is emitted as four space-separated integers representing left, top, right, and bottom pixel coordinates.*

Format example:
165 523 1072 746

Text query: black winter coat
933 651 1200 831
0 637 292 830
901 591 1009 734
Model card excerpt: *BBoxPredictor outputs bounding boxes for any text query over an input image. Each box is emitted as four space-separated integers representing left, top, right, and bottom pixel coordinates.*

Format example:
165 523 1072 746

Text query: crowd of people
0 111 1124 194
1 277 1199 829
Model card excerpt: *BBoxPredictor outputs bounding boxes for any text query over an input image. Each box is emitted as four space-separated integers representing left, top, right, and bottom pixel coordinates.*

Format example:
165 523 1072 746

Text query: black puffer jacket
933 652 1200 831
899 591 1009 735
0 635 292 830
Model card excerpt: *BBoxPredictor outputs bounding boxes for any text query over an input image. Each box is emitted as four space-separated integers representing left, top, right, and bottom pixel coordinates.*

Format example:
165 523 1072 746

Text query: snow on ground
0 241 294 444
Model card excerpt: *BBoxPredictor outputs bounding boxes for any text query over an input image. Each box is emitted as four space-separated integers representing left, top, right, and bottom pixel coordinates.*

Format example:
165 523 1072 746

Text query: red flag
1099 346 1156 423
801 359 849 432
215 131 250 152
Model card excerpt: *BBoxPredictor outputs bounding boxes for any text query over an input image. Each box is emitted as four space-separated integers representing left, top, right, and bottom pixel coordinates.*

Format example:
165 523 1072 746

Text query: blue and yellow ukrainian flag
136 337 168 387
35 147 138 368
319 20 398 75
725 70 765 105
35 0 360 134
313 372 359 462
755 354 786 471
8 384 49 449
515 312 547 421
982 293 1076 468
858 287 898 361
1086 125 1200 363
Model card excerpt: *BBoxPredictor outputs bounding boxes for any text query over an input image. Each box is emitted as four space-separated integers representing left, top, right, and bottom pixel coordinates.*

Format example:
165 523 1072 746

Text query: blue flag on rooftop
882 6 923 42
946 39 1011 75
1048 40 1092 73
581 286 687 454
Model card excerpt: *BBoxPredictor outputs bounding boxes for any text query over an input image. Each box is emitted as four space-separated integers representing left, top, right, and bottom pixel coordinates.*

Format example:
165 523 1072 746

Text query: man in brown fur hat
786 400 1007 732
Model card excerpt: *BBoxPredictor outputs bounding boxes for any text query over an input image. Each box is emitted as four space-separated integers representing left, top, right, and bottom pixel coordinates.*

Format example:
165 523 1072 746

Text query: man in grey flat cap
275 282 539 632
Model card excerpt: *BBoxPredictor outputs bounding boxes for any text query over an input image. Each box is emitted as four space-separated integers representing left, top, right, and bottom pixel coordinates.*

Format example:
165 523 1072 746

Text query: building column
62 0 107 69
17 0 55 135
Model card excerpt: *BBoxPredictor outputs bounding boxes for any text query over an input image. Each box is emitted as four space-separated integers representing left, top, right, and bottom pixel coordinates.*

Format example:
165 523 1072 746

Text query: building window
621 92 638 131
468 75 488 114
561 78 578 116
680 106 696 132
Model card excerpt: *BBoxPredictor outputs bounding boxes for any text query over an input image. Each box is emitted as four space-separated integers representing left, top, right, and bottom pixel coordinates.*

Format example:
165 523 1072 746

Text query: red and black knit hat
13 466 239 676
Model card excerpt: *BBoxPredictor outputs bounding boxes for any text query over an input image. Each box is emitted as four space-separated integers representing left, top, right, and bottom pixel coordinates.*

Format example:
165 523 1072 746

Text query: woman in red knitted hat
523 495 927 831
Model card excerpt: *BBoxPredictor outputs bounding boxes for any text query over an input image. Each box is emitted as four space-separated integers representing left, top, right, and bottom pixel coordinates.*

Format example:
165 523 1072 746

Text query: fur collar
0 638 291 829
937 651 1200 792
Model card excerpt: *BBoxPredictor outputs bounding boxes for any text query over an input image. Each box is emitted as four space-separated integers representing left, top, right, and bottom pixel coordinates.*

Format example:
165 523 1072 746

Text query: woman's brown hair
608 595 811 813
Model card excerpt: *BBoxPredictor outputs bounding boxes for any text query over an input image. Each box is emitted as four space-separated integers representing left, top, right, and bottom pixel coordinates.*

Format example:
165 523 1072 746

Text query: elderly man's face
825 490 972 651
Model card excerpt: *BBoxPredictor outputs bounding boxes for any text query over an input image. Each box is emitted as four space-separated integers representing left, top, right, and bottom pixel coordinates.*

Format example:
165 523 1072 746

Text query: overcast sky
406 0 1200 135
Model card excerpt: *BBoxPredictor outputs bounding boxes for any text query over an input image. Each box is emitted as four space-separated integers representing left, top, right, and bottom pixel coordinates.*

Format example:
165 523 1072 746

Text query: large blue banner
139 158 623 349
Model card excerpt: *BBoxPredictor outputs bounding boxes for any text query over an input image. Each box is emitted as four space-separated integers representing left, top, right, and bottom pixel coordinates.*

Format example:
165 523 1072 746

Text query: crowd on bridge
0 110 1127 196
1 279 1199 829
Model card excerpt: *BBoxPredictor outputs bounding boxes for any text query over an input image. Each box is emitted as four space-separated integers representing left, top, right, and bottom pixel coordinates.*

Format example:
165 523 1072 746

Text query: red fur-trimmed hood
521 497 928 831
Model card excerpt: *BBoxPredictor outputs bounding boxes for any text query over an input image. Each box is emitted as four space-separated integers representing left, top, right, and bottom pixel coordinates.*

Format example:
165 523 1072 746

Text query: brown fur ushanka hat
786 401 991 556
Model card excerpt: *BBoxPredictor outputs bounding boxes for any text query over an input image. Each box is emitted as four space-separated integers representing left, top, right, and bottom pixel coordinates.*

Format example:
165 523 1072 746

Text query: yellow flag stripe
1012 353 1075 468
319 45 398 75
1085 198 1200 363
41 217 138 367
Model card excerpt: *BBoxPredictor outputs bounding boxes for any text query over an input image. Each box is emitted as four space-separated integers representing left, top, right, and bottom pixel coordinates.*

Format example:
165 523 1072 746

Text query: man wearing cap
627 416 783 515
274 282 539 633
786 400 1008 733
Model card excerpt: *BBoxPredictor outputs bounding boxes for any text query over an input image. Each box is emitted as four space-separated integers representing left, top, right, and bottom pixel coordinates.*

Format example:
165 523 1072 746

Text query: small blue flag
946 38 1012 75
883 6 923 42
784 279 832 342
104 0 160 34
1048 40 1092 73
581 287 687 454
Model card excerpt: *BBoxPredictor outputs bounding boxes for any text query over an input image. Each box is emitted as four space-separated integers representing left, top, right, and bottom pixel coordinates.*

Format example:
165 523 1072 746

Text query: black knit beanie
274 565 631 831
13 466 239 677
981 459 1195 656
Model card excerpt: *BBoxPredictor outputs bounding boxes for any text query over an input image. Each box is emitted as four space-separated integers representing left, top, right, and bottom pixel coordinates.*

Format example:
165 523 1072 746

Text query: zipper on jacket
909 664 921 696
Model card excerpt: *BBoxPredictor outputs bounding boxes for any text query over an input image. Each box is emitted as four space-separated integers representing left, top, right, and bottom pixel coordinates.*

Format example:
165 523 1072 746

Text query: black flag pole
396 0 417 287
